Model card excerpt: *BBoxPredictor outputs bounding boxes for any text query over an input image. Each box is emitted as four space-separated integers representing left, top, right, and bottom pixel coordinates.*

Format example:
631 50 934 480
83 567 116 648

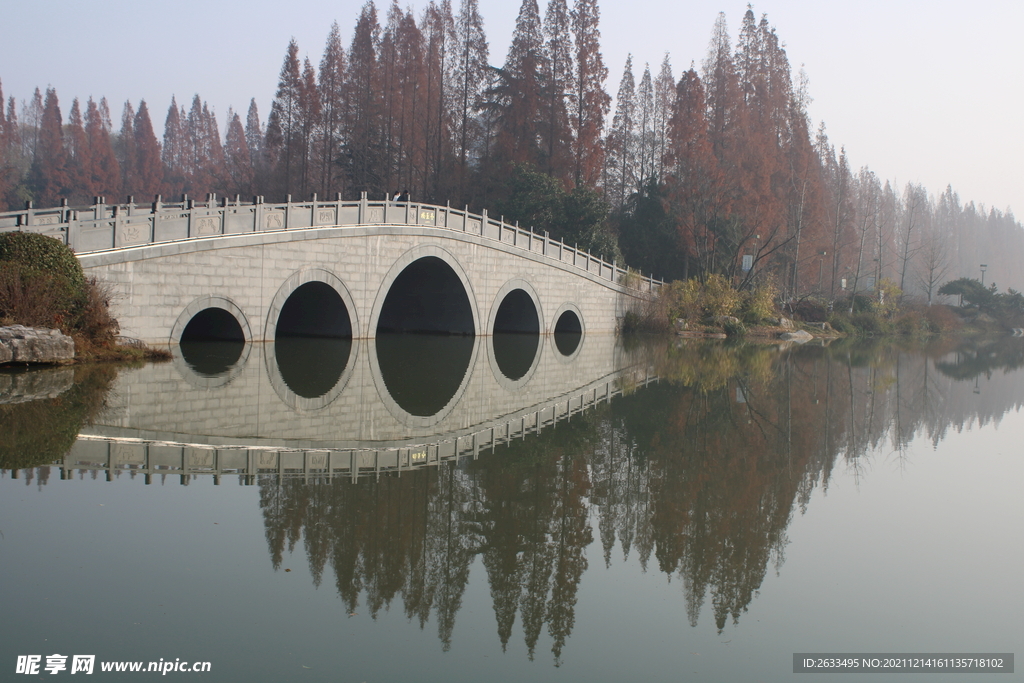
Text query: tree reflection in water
11 337 1022 662
252 337 1024 658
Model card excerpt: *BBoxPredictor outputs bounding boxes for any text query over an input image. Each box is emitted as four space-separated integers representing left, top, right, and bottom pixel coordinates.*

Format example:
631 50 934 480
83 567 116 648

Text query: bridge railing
0 193 664 292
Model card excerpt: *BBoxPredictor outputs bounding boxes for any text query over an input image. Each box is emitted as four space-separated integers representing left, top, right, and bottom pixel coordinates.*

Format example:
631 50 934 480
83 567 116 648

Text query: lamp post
980 264 988 287
817 251 827 294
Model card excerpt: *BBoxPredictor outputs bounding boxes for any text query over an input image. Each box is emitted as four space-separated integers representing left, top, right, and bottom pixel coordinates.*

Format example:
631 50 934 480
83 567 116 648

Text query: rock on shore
0 326 75 365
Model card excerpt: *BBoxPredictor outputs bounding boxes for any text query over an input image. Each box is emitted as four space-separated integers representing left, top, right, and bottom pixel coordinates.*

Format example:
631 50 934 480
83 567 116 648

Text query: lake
1 334 1020 682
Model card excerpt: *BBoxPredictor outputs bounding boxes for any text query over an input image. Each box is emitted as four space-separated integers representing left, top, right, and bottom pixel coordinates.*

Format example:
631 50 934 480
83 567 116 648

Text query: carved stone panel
264 211 284 230
368 207 384 224
120 221 148 245
315 208 337 226
195 216 220 235
419 210 436 225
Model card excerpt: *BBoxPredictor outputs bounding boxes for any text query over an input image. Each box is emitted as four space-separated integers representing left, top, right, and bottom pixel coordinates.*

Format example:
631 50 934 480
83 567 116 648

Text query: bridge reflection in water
63 330 656 483
5 336 1024 668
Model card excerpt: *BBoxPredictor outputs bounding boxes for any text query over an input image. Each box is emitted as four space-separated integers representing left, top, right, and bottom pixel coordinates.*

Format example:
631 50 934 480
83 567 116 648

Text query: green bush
740 282 777 324
702 274 740 318
851 311 893 336
0 232 84 292
826 313 857 335
722 319 747 337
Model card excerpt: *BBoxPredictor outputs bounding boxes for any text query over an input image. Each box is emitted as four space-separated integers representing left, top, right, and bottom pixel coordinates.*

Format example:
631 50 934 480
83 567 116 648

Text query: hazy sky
2 0 1021 215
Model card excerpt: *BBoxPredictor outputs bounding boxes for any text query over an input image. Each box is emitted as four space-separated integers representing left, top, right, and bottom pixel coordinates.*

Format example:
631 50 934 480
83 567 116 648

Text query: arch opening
491 289 540 381
375 335 475 417
376 256 475 335
554 309 583 356
275 281 353 399
179 307 245 376
276 281 353 338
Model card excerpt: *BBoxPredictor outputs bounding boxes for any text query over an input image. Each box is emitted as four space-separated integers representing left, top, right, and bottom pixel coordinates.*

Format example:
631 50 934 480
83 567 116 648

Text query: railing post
67 209 78 251
112 204 123 248
359 191 368 224
544 230 549 257
182 195 193 237
310 192 317 225
284 194 292 229
481 209 488 237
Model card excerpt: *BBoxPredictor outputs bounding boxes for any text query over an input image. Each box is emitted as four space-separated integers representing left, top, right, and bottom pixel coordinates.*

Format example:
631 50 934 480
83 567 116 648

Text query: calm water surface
1 335 1021 682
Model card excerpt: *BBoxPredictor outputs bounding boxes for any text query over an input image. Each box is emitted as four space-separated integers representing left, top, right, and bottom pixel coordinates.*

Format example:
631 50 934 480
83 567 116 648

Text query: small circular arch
171 295 253 345
549 302 585 361
486 278 545 336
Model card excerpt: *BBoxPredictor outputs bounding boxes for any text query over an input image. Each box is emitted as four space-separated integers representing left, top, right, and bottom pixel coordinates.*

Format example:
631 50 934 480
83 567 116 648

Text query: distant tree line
1 2 1021 295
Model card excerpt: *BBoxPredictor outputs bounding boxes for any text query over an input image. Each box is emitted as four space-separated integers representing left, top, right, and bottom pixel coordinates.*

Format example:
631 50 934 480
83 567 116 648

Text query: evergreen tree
224 109 253 197
452 0 489 200
118 101 138 196
488 0 546 171
28 87 69 205
569 0 609 187
133 101 163 199
345 2 385 195
542 0 573 182
162 97 186 197
65 98 90 201
84 97 120 201
605 55 635 209
318 22 347 197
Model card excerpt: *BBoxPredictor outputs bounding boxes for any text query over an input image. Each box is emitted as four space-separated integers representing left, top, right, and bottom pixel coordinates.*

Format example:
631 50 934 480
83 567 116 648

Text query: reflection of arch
549 302 585 362
368 245 480 337
486 278 545 335
264 340 358 413
487 328 544 391
368 335 481 429
170 341 252 389
264 268 358 341
170 295 253 345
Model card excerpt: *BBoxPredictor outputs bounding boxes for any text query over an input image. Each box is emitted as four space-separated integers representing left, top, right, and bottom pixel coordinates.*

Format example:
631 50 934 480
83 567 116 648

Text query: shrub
788 298 828 322
0 261 80 328
722 319 747 337
851 311 892 336
702 274 740 318
826 313 857 336
895 309 929 336
924 305 962 332
740 282 777 324
0 232 84 292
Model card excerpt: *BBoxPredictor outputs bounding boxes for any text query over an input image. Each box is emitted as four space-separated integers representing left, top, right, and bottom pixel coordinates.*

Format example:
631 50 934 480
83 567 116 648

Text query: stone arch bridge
0 195 662 345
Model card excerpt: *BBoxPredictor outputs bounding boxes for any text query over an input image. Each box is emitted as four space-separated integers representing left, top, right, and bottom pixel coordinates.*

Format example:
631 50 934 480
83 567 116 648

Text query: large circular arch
549 302 585 362
263 268 359 341
170 295 253 345
368 245 480 337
